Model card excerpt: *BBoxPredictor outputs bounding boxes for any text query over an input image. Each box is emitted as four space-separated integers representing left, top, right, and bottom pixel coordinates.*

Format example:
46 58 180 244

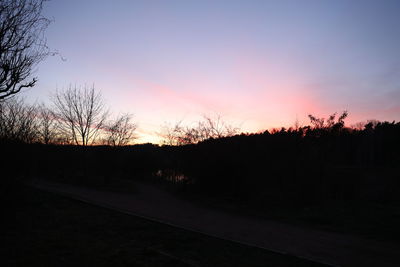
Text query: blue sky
23 0 400 143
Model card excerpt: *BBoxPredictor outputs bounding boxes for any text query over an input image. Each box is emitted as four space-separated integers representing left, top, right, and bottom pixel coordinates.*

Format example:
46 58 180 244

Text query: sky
23 0 400 143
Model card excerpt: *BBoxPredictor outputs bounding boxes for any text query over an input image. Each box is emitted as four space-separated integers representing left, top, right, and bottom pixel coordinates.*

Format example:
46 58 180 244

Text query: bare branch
51 85 109 146
103 113 137 146
0 0 51 100
0 97 38 142
36 103 58 144
159 115 239 145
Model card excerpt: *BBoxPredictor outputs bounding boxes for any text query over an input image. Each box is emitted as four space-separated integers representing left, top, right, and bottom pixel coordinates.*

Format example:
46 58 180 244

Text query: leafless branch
104 113 137 146
0 0 51 100
51 85 109 146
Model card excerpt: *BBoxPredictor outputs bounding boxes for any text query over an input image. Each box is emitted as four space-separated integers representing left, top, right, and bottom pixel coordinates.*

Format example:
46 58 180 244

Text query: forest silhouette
2 94 399 206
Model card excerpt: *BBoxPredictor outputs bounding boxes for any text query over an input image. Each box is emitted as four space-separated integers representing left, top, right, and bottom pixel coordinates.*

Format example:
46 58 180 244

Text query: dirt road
31 180 400 267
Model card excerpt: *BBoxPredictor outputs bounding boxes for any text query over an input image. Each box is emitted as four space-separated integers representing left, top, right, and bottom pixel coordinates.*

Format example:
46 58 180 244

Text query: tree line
163 116 400 205
0 85 240 146
3 104 399 206
0 86 136 146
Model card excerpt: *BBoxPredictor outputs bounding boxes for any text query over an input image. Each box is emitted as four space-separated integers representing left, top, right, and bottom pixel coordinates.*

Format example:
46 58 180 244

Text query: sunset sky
23 0 400 143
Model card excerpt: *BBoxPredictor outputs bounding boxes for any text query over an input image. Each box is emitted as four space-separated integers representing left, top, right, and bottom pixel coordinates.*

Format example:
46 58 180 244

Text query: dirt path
31 180 400 267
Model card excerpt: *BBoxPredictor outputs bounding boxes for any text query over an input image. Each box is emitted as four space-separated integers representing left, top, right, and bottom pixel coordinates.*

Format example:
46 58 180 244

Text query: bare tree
104 113 137 146
0 0 51 100
308 111 348 130
52 86 108 146
36 103 57 144
0 97 38 142
179 124 203 145
159 115 239 145
159 121 184 146
199 115 239 139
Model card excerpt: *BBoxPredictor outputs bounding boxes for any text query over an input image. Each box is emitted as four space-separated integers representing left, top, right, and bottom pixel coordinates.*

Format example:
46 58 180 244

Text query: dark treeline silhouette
2 109 399 207
175 120 400 205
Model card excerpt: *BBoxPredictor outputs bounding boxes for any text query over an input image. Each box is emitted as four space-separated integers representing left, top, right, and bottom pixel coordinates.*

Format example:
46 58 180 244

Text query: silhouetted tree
0 97 37 142
159 121 184 146
159 115 239 145
0 0 51 100
52 86 108 146
351 121 365 131
308 111 348 130
200 115 239 139
36 103 57 144
365 119 380 130
104 113 136 146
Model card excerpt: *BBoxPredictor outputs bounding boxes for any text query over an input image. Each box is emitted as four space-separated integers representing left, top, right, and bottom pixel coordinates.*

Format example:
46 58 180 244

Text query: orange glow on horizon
69 50 398 145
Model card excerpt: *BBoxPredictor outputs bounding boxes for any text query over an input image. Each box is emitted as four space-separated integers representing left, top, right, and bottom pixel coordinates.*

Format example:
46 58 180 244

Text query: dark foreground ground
28 180 400 266
7 185 323 267
180 189 400 244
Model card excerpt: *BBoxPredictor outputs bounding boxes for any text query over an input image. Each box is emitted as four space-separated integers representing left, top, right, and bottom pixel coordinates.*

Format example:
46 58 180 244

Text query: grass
8 185 325 267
